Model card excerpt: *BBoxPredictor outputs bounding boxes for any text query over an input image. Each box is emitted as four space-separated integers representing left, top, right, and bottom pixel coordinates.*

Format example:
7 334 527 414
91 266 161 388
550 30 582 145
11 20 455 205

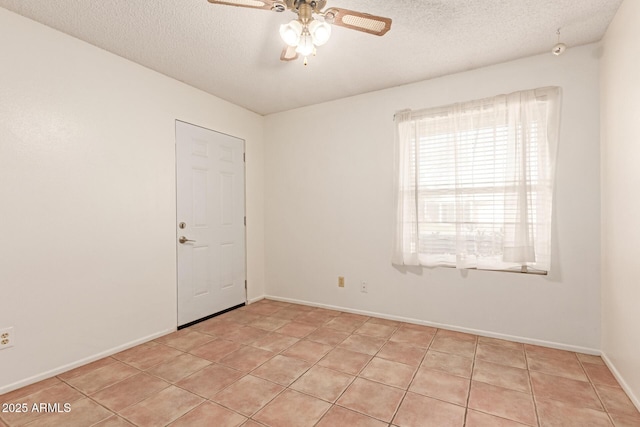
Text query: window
392 87 561 273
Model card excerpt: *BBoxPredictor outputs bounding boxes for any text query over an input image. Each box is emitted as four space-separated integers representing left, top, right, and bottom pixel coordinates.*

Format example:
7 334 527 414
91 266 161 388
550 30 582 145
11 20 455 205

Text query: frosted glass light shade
309 20 331 46
280 20 303 47
295 33 314 56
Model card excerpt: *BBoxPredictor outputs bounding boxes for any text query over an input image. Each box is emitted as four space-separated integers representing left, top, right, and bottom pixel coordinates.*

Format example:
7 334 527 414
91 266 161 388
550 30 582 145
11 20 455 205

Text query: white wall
600 0 640 407
264 44 601 351
0 8 264 393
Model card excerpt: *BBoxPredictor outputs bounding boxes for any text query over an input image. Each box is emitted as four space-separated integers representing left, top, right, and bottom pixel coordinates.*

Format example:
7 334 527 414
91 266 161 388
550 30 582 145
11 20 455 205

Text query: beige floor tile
316 405 387 427
91 415 135 426
595 384 640 418
218 310 263 325
324 317 366 334
192 319 241 336
524 345 577 362
146 353 211 383
176 363 244 399
353 322 397 339
429 334 476 358
338 334 386 356
112 343 183 370
366 317 401 327
305 327 350 346
377 340 426 367
608 411 640 427
476 342 526 369
249 316 291 332
212 375 284 417
154 330 215 351
360 357 416 389
465 409 530 426
477 336 525 350
468 381 537 426
0 377 61 403
398 323 437 333
254 389 330 427
57 357 117 381
282 340 333 363
219 326 269 344
393 392 465 427
473 359 531 393
0 382 85 426
527 353 588 382
250 333 299 353
274 321 317 338
251 355 313 386
530 371 602 411
318 347 372 375
535 398 612 427
61 362 139 394
119 386 202 427
218 346 274 372
422 350 473 378
21 397 113 427
436 329 477 342
188 339 242 362
90 373 169 412
583 363 620 387
409 367 470 406
290 366 354 402
576 353 605 366
389 327 435 348
336 378 405 422
243 303 283 316
168 402 246 427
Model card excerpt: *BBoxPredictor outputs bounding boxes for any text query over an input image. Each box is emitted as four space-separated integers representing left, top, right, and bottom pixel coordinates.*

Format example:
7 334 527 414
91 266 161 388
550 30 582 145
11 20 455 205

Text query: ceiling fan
207 0 392 65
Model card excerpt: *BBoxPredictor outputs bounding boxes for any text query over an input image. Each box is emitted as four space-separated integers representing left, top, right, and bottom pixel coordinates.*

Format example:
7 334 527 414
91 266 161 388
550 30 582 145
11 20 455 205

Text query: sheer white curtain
392 87 561 272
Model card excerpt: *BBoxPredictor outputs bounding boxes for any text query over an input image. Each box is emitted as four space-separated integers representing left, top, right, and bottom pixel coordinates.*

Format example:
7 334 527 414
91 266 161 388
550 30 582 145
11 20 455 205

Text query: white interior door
176 120 246 327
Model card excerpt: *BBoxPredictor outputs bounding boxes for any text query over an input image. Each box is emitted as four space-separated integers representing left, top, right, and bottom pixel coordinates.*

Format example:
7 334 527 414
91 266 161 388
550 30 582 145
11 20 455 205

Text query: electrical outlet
0 327 14 350
338 276 345 288
360 281 368 293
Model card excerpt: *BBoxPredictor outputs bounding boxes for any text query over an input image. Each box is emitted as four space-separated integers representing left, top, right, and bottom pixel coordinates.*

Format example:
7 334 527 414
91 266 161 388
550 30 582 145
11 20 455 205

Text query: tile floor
1 299 639 427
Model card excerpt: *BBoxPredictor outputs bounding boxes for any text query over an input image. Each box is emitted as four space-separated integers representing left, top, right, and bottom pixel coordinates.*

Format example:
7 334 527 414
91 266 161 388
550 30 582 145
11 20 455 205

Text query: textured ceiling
0 0 622 115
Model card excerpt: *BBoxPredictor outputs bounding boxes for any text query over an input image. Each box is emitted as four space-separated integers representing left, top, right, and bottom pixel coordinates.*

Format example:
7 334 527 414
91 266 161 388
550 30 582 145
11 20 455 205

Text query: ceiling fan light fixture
295 32 314 56
309 19 331 46
279 20 302 47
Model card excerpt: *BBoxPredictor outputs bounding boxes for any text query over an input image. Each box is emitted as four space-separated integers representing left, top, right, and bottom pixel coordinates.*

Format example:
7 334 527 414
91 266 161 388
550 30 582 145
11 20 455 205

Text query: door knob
179 236 196 244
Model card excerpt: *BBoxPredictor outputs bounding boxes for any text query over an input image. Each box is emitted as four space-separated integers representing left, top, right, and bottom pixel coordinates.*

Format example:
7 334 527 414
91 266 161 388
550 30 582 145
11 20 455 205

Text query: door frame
174 119 248 328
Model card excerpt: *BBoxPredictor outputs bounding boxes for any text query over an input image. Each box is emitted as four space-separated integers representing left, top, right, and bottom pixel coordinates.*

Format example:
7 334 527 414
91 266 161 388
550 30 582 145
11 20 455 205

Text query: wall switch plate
360 281 368 293
0 327 14 350
338 276 345 287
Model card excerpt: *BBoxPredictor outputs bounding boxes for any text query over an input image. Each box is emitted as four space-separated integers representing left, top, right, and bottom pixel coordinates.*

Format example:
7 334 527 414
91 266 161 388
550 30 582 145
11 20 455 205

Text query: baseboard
247 295 265 304
0 328 175 395
264 295 601 356
601 352 640 412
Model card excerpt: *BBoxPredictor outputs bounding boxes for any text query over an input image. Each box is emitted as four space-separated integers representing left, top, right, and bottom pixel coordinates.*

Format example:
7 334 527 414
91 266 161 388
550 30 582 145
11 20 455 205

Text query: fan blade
207 0 276 11
324 7 392 36
280 45 298 61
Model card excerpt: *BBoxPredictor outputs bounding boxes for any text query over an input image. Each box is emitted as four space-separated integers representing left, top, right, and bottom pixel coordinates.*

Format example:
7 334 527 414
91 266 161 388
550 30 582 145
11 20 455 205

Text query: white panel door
176 120 246 327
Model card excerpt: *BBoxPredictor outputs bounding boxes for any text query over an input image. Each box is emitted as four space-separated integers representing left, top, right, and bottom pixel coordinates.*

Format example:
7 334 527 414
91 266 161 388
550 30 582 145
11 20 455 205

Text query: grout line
462 335 479 427
523 346 541 426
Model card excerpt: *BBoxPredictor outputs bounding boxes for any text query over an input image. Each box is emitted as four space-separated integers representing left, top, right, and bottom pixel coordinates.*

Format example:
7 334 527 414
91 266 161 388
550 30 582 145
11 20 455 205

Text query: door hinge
243 153 245 162
245 280 247 290
244 216 246 226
